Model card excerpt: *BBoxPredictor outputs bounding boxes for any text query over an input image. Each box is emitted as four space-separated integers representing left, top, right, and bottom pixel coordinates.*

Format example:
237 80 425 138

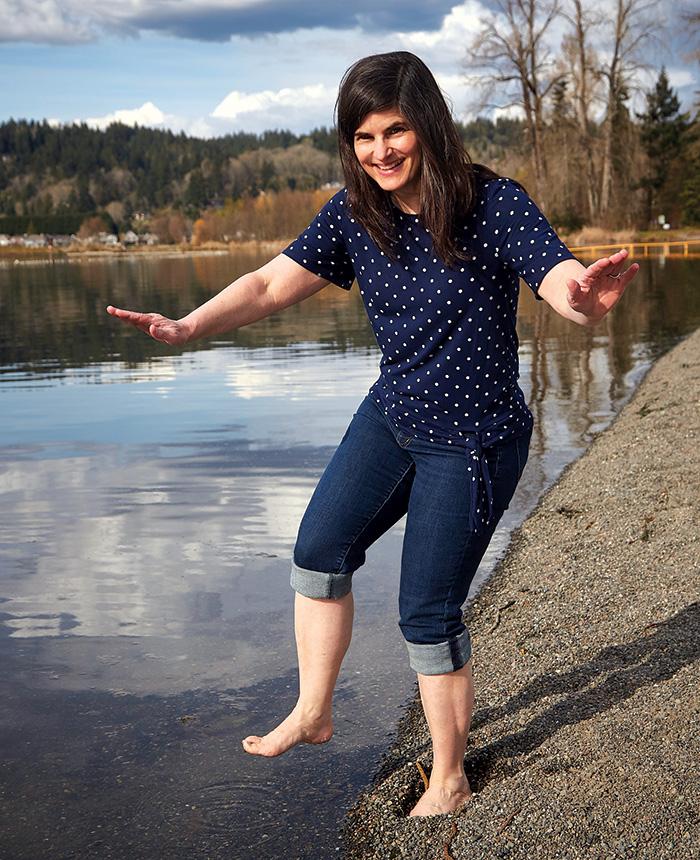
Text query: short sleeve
488 181 577 295
283 189 356 290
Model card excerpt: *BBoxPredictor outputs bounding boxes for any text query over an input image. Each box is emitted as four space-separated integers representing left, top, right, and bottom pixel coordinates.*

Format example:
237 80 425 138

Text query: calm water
1 249 699 859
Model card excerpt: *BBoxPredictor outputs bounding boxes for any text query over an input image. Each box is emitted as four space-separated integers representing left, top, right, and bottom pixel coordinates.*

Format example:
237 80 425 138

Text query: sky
1 0 698 138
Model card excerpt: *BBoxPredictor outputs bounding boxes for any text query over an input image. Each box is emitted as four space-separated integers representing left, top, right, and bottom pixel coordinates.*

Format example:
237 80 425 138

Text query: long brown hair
336 51 499 267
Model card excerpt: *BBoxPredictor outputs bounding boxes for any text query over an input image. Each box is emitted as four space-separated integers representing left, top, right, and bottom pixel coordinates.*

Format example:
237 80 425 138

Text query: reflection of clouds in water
222 347 373 401
0 445 320 639
1 344 380 642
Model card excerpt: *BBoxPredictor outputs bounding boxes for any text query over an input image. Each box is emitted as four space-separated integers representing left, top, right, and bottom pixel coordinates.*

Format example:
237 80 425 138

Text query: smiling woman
106 50 637 820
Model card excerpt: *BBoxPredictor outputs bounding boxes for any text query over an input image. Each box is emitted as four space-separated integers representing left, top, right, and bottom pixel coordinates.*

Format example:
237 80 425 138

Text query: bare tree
464 0 561 210
598 0 657 216
559 0 604 218
680 4 700 68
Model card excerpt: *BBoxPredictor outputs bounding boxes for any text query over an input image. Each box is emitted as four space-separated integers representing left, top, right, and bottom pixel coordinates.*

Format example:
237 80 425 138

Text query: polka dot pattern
285 181 574 451
284 181 575 530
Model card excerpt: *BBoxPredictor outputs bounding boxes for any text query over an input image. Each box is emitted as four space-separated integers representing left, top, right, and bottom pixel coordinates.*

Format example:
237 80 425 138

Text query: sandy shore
342 328 700 859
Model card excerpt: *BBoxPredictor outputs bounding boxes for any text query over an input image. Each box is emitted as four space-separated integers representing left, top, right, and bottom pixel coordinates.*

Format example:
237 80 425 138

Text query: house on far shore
123 230 139 246
0 232 75 248
23 234 49 248
80 231 119 246
50 235 75 248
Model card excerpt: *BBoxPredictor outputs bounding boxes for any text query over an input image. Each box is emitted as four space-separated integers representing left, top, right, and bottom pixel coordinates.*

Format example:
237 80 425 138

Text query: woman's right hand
106 306 191 346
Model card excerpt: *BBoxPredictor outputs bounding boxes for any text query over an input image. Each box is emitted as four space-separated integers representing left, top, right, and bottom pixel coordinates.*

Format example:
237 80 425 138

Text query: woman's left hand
565 249 639 323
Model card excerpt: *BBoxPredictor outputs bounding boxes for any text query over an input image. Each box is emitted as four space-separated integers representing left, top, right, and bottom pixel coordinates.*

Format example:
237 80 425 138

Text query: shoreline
342 328 700 859
2 229 700 262
0 239 290 263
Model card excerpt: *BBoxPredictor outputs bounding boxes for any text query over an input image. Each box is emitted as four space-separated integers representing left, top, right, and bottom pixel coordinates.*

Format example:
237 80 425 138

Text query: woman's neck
391 191 420 215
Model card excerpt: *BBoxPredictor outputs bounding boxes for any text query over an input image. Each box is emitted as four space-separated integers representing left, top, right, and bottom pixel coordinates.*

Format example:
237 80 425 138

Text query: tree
77 214 110 241
598 0 657 216
185 168 208 209
637 68 689 224
465 0 562 210
559 0 604 219
681 8 700 67
680 125 700 225
546 78 587 232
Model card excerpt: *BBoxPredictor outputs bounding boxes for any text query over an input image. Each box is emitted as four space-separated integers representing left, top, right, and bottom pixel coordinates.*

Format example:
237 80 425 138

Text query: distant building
23 234 48 248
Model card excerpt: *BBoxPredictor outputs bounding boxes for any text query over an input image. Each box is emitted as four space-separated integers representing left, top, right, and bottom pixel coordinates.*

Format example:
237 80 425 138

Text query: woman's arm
107 253 331 345
537 248 638 327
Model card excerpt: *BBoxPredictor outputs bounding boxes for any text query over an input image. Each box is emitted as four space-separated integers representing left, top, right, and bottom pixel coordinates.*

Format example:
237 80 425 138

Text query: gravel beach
342 327 700 860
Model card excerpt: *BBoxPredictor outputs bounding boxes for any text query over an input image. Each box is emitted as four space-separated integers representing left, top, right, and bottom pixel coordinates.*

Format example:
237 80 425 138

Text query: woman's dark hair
335 51 500 267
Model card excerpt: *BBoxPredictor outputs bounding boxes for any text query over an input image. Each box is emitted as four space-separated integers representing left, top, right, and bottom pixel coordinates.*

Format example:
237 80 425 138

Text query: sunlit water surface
1 250 699 859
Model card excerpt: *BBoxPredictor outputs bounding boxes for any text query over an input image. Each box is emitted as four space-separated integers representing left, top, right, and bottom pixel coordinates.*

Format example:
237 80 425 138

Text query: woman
108 51 637 817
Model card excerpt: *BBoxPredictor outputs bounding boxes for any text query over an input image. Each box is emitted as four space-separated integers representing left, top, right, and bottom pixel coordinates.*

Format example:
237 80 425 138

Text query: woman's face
353 108 422 212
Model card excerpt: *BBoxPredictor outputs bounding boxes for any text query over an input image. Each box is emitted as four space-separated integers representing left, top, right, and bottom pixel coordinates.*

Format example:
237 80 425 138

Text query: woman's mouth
374 158 405 173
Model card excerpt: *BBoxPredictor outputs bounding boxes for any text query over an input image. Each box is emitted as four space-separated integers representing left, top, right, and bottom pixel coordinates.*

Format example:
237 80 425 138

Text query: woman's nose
374 137 391 161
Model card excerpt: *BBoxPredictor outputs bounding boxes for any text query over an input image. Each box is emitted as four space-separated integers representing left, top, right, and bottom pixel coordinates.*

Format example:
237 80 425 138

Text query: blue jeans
291 397 530 675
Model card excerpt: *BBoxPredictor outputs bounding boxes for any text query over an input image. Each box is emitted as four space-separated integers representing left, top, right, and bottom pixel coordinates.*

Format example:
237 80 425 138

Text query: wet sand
343 327 700 859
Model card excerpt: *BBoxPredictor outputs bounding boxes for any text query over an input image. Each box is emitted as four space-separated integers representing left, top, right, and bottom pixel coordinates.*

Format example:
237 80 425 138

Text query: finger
615 262 639 289
149 324 173 342
107 306 145 323
603 249 632 278
583 256 615 281
566 278 589 308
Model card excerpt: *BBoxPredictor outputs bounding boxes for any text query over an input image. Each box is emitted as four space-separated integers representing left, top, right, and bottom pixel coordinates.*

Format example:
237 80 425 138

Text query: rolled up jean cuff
405 628 472 675
291 562 353 601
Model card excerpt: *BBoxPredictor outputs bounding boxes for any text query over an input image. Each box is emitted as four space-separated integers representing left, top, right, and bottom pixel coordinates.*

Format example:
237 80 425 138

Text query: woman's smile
353 109 422 213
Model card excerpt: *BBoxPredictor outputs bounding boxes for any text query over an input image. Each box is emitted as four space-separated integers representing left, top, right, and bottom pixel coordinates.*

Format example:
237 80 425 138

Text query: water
1 249 699 859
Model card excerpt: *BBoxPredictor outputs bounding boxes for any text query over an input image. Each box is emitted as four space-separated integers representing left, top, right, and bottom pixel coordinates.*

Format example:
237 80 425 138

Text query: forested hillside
0 121 342 237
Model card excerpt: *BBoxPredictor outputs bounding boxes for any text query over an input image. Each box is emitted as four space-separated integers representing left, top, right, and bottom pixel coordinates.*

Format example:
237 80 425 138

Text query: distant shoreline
2 229 699 263
0 240 290 261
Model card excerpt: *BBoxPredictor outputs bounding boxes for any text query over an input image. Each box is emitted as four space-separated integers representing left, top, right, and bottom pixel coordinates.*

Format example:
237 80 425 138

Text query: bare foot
409 778 472 817
242 707 333 757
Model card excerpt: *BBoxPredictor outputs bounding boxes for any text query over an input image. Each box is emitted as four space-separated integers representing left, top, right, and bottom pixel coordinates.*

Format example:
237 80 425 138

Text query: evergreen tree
638 68 689 224
680 119 700 225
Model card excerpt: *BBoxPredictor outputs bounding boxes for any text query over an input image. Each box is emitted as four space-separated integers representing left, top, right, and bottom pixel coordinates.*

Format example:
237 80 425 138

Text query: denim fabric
291 396 530 675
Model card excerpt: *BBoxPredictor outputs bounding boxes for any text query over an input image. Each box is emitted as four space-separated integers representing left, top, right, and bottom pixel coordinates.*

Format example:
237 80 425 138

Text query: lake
1 248 699 859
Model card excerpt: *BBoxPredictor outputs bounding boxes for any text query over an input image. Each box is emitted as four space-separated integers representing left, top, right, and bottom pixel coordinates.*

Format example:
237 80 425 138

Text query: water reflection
1 251 700 859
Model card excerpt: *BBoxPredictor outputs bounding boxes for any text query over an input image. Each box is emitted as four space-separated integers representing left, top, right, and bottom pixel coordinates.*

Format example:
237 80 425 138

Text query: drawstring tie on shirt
462 433 494 534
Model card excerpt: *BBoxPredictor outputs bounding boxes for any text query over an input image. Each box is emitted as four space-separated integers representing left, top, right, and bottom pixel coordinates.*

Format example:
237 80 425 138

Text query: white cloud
83 101 174 130
667 68 697 90
0 0 97 43
212 84 336 121
208 83 338 133
398 0 483 62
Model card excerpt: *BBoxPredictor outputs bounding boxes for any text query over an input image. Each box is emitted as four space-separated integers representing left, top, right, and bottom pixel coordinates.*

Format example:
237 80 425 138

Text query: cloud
211 83 337 128
83 101 175 130
2 0 458 44
398 0 482 62
667 68 697 90
0 0 97 44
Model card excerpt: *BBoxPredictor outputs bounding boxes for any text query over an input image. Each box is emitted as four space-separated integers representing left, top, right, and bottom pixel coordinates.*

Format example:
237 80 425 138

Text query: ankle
291 700 332 725
427 769 471 792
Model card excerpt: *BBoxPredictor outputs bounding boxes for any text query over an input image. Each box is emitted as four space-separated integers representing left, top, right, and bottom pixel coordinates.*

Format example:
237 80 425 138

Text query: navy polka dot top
284 179 575 529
